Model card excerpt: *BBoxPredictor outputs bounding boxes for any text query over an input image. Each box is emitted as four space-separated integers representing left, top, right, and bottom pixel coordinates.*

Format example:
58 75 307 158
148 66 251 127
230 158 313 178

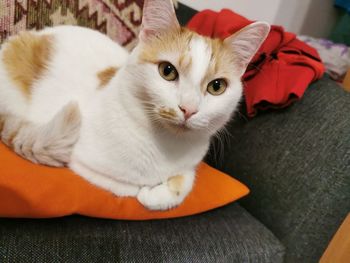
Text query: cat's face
133 29 242 135
129 0 270 135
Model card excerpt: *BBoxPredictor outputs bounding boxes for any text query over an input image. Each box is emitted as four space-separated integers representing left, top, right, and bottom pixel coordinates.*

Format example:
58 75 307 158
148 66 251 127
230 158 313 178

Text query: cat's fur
0 0 270 210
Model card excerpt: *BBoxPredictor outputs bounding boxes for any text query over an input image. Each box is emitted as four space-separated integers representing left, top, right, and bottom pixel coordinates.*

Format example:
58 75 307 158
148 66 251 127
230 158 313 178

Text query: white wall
274 0 338 37
179 0 283 24
180 0 339 37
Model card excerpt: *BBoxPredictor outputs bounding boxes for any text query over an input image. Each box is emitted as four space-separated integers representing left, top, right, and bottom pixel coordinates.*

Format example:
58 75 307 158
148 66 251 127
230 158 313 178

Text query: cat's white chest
70 100 209 186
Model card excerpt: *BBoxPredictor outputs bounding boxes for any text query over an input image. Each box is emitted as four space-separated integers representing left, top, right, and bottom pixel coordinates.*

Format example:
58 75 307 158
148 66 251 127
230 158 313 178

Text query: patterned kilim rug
0 0 144 50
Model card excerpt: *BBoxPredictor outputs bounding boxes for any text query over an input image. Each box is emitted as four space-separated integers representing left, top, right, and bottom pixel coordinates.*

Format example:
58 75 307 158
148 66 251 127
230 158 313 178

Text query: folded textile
299 36 350 80
187 9 325 117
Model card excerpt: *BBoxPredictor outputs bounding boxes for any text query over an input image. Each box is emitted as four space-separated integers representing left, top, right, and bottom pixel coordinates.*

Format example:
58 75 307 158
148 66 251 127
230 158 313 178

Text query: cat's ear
224 22 270 76
139 0 180 42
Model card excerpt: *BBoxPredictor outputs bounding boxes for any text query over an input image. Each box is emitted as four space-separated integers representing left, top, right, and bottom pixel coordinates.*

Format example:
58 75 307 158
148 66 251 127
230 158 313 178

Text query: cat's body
0 0 270 210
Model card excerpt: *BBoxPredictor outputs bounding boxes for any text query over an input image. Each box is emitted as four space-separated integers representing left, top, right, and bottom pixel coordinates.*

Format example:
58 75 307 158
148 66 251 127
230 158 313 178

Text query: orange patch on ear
97 67 118 89
2 32 53 97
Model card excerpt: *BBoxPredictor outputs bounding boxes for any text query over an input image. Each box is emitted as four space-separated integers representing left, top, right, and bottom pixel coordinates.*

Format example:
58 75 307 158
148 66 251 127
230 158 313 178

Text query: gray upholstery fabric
0 204 284 263
206 76 350 263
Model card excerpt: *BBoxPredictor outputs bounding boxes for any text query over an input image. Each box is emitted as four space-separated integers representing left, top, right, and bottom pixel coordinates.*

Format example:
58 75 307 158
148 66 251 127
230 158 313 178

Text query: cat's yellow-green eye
158 62 178 81
207 79 227 95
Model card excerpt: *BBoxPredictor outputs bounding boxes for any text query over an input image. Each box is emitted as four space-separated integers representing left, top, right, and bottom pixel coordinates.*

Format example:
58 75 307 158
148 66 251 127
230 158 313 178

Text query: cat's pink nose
178 105 198 120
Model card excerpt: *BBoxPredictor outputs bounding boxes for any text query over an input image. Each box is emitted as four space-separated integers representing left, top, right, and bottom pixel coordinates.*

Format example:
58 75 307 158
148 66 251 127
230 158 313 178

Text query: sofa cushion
0 203 284 263
0 145 248 220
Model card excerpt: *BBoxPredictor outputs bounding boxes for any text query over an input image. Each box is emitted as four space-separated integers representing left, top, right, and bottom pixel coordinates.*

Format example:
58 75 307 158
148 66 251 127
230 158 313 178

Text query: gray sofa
206 75 350 262
1 3 349 263
1 75 348 263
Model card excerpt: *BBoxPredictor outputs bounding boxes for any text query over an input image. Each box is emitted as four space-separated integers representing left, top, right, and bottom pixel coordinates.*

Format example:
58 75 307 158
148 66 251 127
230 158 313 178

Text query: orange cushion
0 142 249 220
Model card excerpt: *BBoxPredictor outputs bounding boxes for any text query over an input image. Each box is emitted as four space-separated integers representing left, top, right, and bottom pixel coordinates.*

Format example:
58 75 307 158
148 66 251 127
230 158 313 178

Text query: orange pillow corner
0 142 249 220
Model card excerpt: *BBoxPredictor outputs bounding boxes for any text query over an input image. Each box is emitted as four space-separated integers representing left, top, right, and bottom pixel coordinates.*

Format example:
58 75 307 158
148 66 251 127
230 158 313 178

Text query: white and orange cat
0 0 269 210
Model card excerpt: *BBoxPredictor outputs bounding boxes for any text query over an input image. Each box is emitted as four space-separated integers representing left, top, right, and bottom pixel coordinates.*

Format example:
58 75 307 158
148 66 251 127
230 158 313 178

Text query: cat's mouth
156 107 195 132
157 115 189 132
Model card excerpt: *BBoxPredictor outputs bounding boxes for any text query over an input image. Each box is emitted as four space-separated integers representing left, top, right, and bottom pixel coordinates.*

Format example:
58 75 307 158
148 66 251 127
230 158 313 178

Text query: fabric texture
0 0 143 50
0 203 285 263
187 9 325 117
298 35 350 80
206 76 350 263
0 142 249 220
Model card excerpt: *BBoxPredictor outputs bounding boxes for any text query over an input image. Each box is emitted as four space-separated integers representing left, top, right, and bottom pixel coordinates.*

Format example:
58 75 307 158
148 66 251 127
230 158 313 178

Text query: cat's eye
158 62 178 81
207 79 227 95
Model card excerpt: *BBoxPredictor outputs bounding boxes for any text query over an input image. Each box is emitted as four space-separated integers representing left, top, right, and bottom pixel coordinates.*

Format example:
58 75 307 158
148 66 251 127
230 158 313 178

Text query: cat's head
128 0 270 136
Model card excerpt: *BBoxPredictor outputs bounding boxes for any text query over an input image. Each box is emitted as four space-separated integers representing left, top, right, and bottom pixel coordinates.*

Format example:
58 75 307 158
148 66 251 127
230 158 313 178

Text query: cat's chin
159 121 207 136
155 120 192 134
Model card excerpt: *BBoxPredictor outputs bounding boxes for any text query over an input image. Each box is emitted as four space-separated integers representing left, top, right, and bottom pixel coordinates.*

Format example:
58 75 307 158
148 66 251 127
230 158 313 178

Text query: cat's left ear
224 22 270 76
139 0 180 42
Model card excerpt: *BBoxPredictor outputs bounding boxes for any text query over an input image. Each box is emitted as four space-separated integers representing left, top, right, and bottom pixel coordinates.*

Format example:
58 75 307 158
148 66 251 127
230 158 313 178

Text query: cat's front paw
137 175 189 210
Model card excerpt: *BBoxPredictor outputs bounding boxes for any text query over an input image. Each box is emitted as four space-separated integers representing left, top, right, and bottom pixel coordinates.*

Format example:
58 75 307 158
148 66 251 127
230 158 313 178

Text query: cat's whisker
236 109 248 122
217 127 233 163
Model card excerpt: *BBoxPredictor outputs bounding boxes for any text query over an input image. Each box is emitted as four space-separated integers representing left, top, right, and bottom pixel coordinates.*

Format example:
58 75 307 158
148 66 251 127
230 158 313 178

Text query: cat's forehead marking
2 32 53 97
199 38 240 91
97 66 118 89
138 27 235 89
188 36 212 86
138 27 194 64
178 53 192 73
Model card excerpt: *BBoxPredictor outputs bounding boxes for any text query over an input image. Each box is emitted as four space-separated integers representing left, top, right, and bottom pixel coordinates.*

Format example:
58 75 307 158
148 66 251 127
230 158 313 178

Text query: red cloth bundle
187 9 325 117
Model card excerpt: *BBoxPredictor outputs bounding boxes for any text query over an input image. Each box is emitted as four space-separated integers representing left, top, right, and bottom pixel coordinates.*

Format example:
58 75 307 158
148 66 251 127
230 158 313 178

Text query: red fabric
187 9 325 117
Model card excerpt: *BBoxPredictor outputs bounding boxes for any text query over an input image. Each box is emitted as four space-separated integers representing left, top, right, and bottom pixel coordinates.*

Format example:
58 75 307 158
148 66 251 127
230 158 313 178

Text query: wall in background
179 0 283 24
180 0 339 38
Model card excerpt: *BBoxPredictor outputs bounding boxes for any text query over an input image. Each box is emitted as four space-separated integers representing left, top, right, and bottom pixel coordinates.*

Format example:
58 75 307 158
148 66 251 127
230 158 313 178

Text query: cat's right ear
139 0 180 42
224 22 270 76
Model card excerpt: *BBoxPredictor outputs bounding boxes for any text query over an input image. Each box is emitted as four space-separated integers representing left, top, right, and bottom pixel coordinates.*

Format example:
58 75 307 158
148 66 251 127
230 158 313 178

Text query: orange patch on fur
168 175 184 196
139 27 194 65
2 32 54 96
97 67 118 89
159 108 177 120
64 104 81 125
201 38 236 93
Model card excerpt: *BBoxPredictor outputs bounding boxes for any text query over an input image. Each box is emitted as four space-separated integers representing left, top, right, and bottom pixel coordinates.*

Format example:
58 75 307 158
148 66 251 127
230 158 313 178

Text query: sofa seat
0 203 284 263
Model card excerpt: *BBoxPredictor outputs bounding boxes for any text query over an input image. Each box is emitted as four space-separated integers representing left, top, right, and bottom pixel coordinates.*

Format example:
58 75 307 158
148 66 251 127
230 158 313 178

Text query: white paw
137 183 185 211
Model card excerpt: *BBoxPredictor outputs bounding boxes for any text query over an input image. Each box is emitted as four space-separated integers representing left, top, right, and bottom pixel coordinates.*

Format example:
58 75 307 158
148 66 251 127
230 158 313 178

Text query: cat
0 0 270 210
